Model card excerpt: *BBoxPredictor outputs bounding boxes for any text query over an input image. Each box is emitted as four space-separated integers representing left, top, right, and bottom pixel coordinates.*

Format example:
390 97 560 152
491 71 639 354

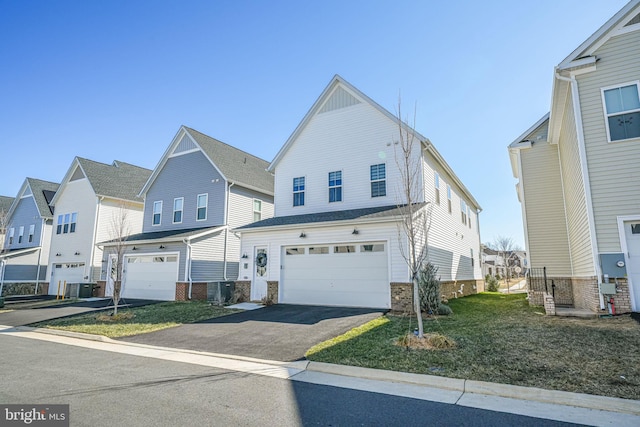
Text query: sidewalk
1 324 638 426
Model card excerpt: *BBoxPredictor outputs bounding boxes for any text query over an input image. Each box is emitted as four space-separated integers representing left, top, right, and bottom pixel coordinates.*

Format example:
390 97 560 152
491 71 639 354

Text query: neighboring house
0 195 14 252
97 126 274 301
509 0 640 313
46 158 152 296
0 179 57 294
236 75 482 310
481 246 528 279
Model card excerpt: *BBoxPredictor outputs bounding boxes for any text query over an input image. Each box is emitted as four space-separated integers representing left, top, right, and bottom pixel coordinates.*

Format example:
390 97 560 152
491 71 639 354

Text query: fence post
543 267 548 293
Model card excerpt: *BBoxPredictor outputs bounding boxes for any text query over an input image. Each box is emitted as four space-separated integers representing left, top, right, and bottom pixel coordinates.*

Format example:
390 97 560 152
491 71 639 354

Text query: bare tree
108 204 131 315
0 206 9 252
487 235 522 287
394 100 431 339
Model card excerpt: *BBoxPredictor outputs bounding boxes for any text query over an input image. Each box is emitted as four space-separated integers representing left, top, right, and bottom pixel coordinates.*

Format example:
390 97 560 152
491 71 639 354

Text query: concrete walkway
0 324 638 426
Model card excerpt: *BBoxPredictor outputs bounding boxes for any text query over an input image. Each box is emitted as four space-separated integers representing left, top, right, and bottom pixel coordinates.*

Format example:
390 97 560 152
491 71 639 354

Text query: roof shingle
77 158 152 202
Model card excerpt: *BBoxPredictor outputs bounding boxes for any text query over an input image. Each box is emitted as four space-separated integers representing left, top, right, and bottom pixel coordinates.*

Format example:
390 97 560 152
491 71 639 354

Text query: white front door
251 247 268 301
624 221 640 311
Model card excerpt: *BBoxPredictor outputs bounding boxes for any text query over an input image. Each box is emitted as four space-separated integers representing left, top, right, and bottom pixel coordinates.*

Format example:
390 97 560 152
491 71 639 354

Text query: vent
319 86 361 114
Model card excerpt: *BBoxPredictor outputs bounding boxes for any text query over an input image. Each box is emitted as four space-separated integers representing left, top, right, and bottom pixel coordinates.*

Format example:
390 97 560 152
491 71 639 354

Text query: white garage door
49 263 86 295
122 254 178 300
281 242 389 308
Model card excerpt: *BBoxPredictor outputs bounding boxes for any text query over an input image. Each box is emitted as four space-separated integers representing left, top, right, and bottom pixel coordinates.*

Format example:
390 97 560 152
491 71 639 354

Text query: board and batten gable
557 90 595 277
4 196 45 250
575 26 640 253
273 87 424 217
142 150 226 233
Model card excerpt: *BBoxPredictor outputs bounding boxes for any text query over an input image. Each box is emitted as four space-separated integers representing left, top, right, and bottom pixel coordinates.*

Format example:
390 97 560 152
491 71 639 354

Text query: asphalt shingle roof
0 195 14 214
26 178 59 218
99 226 221 245
77 158 152 202
185 127 273 194
236 203 424 230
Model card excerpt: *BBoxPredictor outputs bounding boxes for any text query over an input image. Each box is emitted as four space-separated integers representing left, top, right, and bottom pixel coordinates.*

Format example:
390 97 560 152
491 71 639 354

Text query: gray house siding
143 151 226 233
4 197 44 250
190 232 238 282
3 250 46 281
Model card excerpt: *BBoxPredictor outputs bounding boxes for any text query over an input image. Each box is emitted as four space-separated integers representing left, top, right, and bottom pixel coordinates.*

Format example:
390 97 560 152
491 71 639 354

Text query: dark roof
184 127 273 194
0 195 14 214
26 178 59 218
77 158 152 202
237 204 423 230
98 226 223 245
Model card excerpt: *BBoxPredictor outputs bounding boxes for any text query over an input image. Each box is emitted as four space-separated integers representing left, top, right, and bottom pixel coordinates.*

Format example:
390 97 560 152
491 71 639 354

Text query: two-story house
97 126 274 301
509 0 640 313
237 76 482 310
46 158 152 296
0 195 15 252
0 178 57 295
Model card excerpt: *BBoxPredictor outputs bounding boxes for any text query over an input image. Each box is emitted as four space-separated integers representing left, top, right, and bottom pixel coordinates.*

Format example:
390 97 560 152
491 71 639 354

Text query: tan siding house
510 0 640 313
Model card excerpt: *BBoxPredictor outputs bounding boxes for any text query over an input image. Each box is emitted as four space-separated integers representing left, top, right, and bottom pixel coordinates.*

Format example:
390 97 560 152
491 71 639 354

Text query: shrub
418 262 441 315
486 275 500 292
437 303 453 316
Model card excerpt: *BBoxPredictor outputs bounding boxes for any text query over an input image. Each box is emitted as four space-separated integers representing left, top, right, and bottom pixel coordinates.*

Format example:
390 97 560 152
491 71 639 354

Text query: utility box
599 253 627 278
207 281 235 304
599 282 617 295
79 283 93 298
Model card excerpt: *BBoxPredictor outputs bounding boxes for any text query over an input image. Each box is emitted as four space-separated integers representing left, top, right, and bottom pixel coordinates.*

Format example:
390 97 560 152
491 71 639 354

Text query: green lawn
306 293 640 400
31 301 239 338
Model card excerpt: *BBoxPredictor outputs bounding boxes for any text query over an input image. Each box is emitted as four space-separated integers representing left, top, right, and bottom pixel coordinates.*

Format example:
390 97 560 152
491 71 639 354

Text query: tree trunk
413 276 424 338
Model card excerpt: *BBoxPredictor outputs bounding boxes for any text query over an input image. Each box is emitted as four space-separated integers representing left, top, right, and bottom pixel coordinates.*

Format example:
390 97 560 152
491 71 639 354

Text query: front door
251 247 268 301
624 221 640 311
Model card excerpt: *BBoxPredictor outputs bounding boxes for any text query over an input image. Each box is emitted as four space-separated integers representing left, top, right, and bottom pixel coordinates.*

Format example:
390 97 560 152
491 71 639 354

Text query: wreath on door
256 252 268 268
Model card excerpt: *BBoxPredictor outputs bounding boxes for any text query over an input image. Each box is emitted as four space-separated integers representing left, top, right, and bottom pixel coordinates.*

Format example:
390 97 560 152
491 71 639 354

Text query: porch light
159 245 165 249
74 251 80 255
132 246 137 251
299 232 306 238
352 228 359 235
241 253 248 259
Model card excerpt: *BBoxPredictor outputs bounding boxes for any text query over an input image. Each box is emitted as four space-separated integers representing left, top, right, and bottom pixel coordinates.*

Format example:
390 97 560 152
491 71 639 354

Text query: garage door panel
122 255 178 301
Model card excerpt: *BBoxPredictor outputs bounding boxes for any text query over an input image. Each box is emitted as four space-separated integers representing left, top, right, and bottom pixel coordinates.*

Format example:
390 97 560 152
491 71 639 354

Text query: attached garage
49 263 86 294
121 254 178 300
280 242 390 308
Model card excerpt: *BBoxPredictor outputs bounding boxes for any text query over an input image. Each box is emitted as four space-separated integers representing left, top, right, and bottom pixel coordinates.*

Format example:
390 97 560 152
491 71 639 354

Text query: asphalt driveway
0 298 158 327
120 304 387 362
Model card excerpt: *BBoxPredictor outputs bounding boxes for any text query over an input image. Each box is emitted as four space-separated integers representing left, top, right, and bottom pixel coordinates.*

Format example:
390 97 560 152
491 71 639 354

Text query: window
471 248 475 267
602 83 640 141
328 171 342 202
468 206 472 229
56 215 63 234
434 172 440 205
70 213 77 233
153 201 162 226
197 194 208 221
28 224 35 243
56 212 77 234
309 246 329 254
293 177 305 207
8 227 14 244
173 198 183 223
447 185 452 213
370 164 386 197
18 226 24 244
285 247 304 255
631 224 640 234
334 245 355 253
253 199 262 222
461 199 467 225
361 244 384 252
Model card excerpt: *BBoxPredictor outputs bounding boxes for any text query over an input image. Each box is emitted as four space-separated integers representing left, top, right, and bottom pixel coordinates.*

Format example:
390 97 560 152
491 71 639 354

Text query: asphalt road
0 334 580 427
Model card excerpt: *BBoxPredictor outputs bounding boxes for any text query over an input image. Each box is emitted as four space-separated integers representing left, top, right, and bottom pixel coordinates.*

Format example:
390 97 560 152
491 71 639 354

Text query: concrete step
555 307 599 318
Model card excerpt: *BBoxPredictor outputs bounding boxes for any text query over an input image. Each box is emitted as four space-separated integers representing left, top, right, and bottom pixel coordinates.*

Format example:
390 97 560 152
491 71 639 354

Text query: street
0 333 583 427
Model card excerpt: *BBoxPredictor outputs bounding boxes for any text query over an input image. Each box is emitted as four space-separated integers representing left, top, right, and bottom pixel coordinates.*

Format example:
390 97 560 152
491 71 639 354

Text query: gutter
223 182 235 281
34 217 46 293
88 196 104 283
0 259 5 296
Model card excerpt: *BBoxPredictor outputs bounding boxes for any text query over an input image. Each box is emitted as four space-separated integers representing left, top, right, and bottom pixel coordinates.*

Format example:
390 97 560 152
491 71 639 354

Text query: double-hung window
434 172 440 205
173 198 183 223
56 215 63 234
328 171 342 203
153 201 162 226
55 213 76 234
293 177 305 207
370 164 386 197
18 226 24 244
447 185 452 213
253 199 262 222
70 213 77 233
602 82 640 142
28 224 35 243
8 227 14 244
461 199 467 225
197 194 208 221
63 214 70 233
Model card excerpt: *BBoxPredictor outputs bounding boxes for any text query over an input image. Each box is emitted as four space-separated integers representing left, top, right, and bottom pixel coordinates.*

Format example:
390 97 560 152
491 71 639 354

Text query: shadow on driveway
121 304 387 362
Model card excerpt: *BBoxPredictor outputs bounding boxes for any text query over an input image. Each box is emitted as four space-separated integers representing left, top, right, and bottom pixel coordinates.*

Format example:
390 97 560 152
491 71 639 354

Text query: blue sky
0 0 630 247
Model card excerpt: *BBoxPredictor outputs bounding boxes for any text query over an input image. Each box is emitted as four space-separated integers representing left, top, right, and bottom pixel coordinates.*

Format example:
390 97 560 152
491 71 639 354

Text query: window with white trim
253 199 262 222
70 213 77 233
602 82 640 142
370 164 386 197
18 226 24 243
328 171 342 202
8 227 14 244
447 185 452 213
293 177 305 207
56 215 63 234
56 212 78 234
471 248 474 267
28 224 35 243
468 206 472 229
197 194 208 221
153 201 162 225
434 172 440 205
173 197 183 223
461 199 467 225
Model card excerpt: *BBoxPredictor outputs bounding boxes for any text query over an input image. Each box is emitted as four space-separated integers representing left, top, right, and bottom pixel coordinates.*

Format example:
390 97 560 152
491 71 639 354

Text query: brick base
233 281 251 303
390 282 413 313
175 282 207 301
266 281 279 304
543 292 556 315
440 279 480 300
95 281 106 297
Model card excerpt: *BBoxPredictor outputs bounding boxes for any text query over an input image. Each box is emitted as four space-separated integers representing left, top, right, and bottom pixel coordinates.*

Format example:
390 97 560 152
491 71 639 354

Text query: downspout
555 71 605 309
34 217 46 294
183 237 193 299
223 182 235 281
0 258 5 296
88 196 104 283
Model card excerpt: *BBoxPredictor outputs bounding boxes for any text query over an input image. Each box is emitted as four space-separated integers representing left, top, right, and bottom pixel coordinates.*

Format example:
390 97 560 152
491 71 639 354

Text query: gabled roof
51 157 152 206
236 203 426 231
267 75 481 211
508 113 550 178
0 196 14 215
6 178 59 220
139 126 273 197
97 225 225 246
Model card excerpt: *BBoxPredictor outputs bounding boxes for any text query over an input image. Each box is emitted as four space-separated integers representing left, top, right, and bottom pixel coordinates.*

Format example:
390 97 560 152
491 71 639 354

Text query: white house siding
46 178 97 288
520 142 572 276
558 90 595 276
93 199 144 281
239 222 410 285
422 151 482 281
273 100 423 217
228 186 274 229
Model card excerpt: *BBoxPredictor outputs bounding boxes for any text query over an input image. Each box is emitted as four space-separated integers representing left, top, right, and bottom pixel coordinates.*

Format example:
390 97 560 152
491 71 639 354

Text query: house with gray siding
97 126 274 301
46 158 151 296
509 0 640 313
0 178 58 295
